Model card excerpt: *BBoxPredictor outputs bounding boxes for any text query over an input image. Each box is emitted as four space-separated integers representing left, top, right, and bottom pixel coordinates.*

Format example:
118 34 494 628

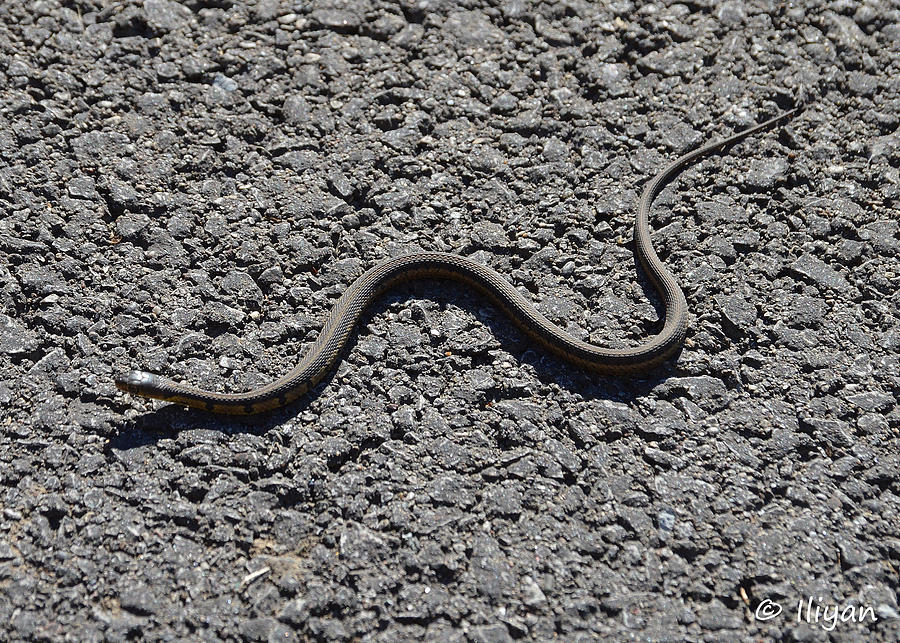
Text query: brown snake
116 106 799 414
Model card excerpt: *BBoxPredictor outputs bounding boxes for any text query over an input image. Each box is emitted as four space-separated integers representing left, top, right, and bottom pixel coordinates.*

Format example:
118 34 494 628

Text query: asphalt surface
1 1 899 641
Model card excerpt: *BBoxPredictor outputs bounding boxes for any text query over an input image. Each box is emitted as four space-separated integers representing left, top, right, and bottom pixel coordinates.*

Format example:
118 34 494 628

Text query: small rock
0 314 38 355
846 391 894 413
311 9 360 32
745 157 788 189
277 598 309 626
212 73 238 92
789 254 850 292
219 270 263 306
428 475 471 507
698 600 742 630
837 539 870 567
534 15 572 45
68 176 98 199
116 212 150 239
800 417 855 448
258 265 284 286
238 617 278 642
716 294 757 337
443 11 504 45
483 484 522 517
282 95 310 123
522 576 547 607
657 508 676 534
144 0 192 32
253 0 280 22
107 178 139 209
490 92 518 113
644 447 677 469
656 376 728 411
370 13 406 38
542 137 568 162
469 623 513 643
119 584 159 616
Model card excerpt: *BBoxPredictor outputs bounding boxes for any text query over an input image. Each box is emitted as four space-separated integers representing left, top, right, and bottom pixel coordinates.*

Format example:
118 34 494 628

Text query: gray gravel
1 0 899 641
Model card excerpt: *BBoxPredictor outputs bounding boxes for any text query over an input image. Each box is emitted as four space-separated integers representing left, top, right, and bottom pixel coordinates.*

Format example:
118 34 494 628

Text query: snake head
114 370 159 395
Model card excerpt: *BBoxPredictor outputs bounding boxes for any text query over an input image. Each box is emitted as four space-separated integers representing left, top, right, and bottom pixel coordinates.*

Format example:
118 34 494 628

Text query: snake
115 105 799 414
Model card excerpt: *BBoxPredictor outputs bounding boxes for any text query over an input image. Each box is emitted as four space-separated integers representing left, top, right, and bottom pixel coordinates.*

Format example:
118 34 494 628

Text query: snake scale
116 106 799 414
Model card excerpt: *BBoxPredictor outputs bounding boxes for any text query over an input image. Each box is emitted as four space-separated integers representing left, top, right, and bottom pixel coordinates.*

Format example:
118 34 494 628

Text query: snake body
116 107 798 414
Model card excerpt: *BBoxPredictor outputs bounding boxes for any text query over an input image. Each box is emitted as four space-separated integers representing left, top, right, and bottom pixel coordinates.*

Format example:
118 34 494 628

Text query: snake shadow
107 270 685 446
